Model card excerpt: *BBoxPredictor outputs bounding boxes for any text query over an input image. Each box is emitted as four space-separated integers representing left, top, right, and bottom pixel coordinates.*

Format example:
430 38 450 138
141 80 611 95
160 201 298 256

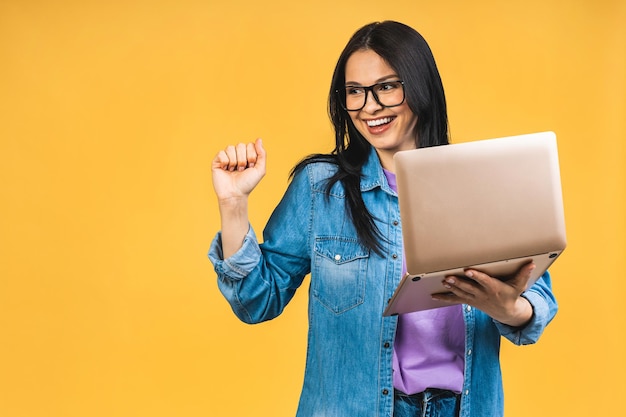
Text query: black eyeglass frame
336 80 406 112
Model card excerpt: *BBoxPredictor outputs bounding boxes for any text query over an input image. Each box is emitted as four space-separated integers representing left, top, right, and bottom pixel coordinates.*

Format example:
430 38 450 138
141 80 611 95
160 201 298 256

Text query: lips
364 116 395 134
366 117 394 127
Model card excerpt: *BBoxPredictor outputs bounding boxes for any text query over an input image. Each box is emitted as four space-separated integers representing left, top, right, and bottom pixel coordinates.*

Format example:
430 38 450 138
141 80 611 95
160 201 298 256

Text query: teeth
367 117 393 127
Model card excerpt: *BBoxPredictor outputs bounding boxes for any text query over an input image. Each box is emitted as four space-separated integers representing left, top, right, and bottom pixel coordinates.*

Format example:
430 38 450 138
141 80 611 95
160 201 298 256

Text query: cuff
208 226 262 280
494 290 550 345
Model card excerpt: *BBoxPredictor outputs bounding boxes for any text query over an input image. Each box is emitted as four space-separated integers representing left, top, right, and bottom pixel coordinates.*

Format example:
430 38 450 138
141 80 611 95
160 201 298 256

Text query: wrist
501 296 534 328
218 196 250 220
218 194 249 207
218 197 251 259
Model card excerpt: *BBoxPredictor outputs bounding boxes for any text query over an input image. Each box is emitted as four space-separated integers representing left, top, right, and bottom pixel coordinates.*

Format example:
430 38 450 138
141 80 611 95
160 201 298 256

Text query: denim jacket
209 148 558 417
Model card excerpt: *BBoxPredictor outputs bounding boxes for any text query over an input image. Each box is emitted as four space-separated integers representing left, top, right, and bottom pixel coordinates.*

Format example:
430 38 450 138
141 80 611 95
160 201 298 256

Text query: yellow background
1 0 624 416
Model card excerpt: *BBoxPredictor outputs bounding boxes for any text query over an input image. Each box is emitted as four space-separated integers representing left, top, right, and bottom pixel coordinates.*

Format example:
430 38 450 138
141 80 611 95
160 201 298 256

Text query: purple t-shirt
384 168 466 395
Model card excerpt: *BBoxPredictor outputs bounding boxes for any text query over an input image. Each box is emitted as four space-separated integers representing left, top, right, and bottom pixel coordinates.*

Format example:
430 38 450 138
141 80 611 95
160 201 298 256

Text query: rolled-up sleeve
494 271 558 345
208 165 314 324
209 227 262 280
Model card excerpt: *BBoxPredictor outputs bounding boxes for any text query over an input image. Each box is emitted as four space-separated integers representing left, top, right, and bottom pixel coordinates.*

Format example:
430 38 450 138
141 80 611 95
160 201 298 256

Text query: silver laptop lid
394 131 566 276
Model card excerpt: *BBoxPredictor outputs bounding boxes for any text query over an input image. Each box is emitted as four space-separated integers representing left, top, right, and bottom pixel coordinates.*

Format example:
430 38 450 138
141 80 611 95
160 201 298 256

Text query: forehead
344 49 397 84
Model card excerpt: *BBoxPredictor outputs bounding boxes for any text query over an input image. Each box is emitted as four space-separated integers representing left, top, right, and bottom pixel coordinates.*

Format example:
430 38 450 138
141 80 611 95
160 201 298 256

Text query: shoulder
291 155 342 192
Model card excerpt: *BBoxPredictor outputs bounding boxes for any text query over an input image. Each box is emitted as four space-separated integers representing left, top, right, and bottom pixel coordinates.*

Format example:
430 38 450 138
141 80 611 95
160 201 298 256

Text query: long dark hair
293 21 449 255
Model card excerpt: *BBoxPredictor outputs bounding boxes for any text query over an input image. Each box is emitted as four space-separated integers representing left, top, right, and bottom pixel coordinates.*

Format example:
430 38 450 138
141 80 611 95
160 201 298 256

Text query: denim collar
360 146 396 196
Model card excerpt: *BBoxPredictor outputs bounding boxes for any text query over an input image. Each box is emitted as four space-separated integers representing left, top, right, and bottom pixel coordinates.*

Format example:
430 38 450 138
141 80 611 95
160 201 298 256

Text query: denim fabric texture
394 389 460 417
209 147 558 417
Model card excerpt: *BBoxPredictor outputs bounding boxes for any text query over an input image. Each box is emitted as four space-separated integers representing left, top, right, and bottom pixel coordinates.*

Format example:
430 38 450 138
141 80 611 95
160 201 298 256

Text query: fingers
518 261 536 277
213 139 263 172
234 143 248 171
246 143 257 168
440 275 478 300
438 269 508 302
441 261 537 300
431 291 463 304
253 138 266 171
434 263 538 325
509 261 536 291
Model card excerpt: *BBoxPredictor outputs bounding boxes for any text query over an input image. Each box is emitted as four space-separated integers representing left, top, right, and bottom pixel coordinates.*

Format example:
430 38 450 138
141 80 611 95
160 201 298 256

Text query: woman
209 21 557 417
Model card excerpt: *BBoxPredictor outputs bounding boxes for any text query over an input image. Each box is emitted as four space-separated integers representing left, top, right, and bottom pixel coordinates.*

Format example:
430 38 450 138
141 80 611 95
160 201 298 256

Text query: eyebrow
344 74 400 86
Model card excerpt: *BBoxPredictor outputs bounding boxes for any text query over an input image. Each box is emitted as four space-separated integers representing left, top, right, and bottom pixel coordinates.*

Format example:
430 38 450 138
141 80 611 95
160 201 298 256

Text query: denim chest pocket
312 237 369 314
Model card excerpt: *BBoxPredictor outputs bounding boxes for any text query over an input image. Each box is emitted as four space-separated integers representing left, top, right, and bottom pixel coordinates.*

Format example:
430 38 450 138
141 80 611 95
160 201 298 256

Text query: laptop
383 131 566 316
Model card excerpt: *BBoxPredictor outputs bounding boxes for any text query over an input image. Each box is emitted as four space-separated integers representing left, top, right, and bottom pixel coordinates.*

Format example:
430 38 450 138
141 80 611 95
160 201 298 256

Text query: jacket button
382 389 389 395
384 342 391 348
393 220 399 226
392 254 398 259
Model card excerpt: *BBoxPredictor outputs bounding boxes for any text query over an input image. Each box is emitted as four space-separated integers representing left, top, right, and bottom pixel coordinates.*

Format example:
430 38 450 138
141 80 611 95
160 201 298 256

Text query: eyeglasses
337 80 405 111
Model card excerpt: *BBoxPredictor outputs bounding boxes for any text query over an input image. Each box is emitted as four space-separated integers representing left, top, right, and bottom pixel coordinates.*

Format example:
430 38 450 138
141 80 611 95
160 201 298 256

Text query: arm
209 141 312 323
433 263 537 327
432 264 558 344
212 139 266 258
495 271 558 345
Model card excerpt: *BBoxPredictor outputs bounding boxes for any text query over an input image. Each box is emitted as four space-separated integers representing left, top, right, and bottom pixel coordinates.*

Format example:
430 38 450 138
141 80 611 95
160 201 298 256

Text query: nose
361 90 382 113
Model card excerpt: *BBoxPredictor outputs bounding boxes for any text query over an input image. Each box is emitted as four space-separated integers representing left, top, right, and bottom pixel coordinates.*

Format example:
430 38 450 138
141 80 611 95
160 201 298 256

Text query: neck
376 150 396 173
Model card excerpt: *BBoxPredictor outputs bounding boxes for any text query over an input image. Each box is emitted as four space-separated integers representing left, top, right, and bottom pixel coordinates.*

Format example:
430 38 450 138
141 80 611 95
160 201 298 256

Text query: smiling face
344 49 418 171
